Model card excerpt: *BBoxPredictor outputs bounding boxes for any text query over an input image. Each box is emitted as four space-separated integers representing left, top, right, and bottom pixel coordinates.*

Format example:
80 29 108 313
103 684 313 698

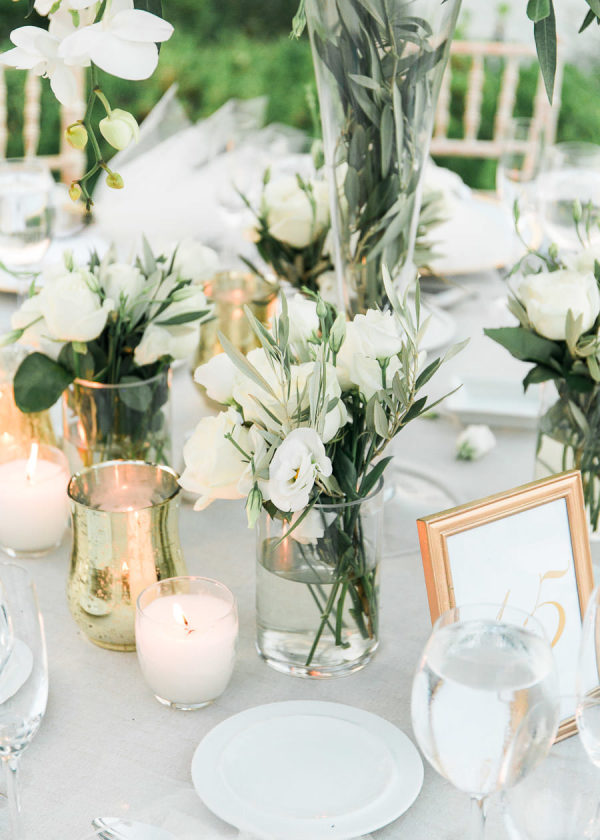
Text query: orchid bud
65 122 88 150
68 182 82 202
99 109 140 151
105 171 124 190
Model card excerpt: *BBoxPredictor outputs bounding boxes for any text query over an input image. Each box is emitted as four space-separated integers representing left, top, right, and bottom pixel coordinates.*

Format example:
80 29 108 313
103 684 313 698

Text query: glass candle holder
192 271 278 383
135 576 238 710
0 440 69 557
0 346 57 450
67 461 187 651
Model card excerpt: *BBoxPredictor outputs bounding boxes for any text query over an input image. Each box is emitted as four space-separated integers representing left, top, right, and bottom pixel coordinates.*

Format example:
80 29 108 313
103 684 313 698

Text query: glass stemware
536 141 600 252
411 604 560 840
497 116 546 220
0 157 54 299
0 563 48 839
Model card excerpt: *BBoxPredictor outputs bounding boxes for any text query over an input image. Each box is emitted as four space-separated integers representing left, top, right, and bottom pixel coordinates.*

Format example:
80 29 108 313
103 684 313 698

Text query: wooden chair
430 40 563 160
0 66 86 184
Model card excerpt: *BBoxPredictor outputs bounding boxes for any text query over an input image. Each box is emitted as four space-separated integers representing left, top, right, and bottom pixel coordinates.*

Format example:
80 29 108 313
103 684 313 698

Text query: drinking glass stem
470 795 487 840
4 756 23 840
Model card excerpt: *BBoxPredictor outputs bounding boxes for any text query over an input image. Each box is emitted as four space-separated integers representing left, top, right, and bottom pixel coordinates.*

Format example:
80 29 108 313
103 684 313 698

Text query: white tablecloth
0 269 586 839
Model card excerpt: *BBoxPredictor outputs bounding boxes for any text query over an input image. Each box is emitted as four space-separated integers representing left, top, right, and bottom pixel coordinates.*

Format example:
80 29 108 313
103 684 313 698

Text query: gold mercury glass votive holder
67 460 187 651
192 270 279 387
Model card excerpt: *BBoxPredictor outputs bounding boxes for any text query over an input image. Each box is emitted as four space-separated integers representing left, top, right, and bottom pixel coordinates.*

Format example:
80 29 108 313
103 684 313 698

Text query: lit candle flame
25 442 39 483
122 561 129 574
173 603 193 634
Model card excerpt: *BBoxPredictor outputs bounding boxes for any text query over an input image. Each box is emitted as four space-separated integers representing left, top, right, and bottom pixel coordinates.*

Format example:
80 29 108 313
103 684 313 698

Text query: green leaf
333 450 358 497
415 358 442 391
585 0 600 16
155 310 210 327
579 8 597 32
373 399 389 438
527 0 550 21
534 0 557 103
217 332 277 398
349 74 382 92
133 0 163 16
13 353 73 413
523 365 559 390
359 456 392 497
484 327 560 366
117 377 154 412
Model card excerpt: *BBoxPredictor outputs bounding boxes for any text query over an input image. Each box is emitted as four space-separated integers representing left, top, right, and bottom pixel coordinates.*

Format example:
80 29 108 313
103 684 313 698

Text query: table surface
0 266 587 840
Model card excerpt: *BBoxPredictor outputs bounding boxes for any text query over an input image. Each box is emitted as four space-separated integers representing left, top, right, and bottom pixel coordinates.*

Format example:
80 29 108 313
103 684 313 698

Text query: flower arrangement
3 239 215 464
0 0 174 207
181 280 462 671
243 169 447 303
486 236 600 529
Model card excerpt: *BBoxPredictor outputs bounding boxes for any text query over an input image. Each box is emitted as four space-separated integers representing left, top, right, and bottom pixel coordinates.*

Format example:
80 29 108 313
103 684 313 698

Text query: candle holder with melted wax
67 461 186 651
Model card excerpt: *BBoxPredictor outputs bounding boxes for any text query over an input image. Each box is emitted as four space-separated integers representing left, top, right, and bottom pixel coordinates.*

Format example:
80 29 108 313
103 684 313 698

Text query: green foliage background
1 0 599 190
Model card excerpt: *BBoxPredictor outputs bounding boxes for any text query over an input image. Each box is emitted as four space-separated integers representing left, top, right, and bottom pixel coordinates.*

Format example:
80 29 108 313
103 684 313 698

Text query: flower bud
65 122 88 150
105 171 124 190
246 484 263 529
316 297 328 319
68 182 82 202
329 311 346 353
99 109 140 151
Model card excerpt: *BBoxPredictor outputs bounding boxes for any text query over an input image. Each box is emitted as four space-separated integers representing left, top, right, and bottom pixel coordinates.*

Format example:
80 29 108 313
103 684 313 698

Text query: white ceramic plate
191 700 424 840
445 375 541 429
426 193 540 277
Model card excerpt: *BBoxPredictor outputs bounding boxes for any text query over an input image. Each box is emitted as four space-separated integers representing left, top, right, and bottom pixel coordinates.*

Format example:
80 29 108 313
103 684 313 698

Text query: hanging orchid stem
70 64 119 212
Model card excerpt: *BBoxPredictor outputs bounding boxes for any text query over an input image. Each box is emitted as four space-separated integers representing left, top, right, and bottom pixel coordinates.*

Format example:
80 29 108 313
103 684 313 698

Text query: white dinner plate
445 375 541 429
426 193 540 277
191 700 424 840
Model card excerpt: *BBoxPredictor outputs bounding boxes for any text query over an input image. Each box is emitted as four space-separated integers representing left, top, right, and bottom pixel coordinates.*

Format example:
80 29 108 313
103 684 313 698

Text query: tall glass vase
306 0 462 315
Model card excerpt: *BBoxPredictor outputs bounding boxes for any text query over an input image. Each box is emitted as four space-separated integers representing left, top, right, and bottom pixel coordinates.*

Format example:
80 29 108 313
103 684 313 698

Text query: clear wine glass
0 158 54 299
497 117 546 220
0 563 48 839
411 603 560 840
576 585 600 766
536 141 600 252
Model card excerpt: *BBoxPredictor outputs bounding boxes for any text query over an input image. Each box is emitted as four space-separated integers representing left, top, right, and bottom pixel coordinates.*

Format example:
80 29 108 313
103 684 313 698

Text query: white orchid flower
58 0 173 81
34 0 98 15
0 12 87 106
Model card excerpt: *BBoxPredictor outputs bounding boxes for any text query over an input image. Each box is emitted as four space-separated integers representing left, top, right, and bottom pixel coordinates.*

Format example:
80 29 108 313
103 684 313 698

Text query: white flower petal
110 9 174 43
11 26 54 51
49 63 80 106
58 25 103 63
109 0 135 14
0 47 44 71
93 35 158 80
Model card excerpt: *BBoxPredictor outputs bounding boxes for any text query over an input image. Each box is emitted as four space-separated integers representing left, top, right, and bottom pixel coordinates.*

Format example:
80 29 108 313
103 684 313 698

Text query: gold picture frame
418 470 594 741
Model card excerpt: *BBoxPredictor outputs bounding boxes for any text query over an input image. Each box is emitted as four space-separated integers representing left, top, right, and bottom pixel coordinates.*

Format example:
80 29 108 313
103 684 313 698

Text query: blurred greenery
1 0 600 191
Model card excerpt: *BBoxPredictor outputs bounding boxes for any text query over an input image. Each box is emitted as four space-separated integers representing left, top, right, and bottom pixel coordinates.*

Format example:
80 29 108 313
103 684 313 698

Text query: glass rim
313 476 384 510
432 602 548 639
0 561 33 584
136 575 237 628
72 368 171 391
67 459 181 509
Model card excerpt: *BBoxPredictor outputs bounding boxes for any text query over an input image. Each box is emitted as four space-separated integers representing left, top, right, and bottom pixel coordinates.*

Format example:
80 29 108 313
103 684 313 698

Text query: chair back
430 40 563 159
0 67 86 183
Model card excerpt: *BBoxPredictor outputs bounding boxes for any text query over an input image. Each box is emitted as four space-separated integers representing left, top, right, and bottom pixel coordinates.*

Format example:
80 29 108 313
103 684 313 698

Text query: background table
0 269 585 839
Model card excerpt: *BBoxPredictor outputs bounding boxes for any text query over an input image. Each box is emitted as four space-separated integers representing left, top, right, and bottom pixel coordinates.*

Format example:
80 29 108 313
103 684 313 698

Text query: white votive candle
0 443 70 556
135 577 238 710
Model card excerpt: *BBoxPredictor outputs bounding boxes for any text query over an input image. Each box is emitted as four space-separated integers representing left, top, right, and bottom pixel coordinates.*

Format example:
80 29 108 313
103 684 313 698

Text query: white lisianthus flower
179 409 251 511
348 310 404 359
337 353 402 401
133 323 198 366
11 295 64 360
99 262 146 308
237 427 272 499
287 294 319 346
268 428 332 513
99 108 139 151
59 0 173 81
38 269 113 342
171 240 220 285
194 352 238 404
283 508 324 545
316 270 340 307
456 425 497 461
518 269 600 340
264 175 330 249
0 13 86 106
336 310 404 399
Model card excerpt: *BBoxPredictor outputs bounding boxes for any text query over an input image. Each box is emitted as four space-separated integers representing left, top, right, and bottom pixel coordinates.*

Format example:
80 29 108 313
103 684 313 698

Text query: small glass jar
136 576 238 710
0 441 69 557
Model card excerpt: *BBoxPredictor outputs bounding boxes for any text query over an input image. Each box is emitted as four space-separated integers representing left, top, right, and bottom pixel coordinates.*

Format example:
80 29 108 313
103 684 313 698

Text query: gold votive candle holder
67 460 187 651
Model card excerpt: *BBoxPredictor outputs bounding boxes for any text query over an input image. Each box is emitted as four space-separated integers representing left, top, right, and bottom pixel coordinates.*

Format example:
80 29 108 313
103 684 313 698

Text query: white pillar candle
136 580 238 709
0 444 70 555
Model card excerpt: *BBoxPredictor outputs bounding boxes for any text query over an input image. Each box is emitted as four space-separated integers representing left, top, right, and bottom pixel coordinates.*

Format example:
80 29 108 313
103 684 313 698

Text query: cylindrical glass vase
256 480 384 678
67 460 187 651
306 0 461 315
62 368 172 472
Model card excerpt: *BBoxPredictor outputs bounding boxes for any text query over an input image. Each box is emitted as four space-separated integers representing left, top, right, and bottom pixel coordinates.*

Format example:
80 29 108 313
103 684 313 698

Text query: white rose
39 269 113 342
336 311 403 399
179 409 251 511
268 428 332 513
11 294 64 360
287 294 319 346
194 352 238 404
264 175 330 249
99 262 146 308
456 425 496 461
171 239 220 285
348 310 404 359
133 323 198 366
337 352 401 401
519 269 600 340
